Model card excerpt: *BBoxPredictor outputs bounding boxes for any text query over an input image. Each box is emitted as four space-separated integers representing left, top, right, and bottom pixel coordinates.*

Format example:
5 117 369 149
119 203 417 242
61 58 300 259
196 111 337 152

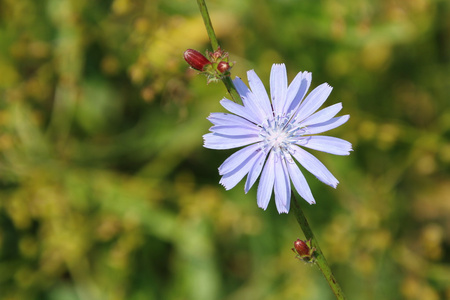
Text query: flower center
259 114 307 154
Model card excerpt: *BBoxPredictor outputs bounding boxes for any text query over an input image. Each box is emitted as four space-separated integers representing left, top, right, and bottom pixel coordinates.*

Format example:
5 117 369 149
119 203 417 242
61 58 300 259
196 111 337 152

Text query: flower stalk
196 0 241 103
194 1 347 299
291 192 346 300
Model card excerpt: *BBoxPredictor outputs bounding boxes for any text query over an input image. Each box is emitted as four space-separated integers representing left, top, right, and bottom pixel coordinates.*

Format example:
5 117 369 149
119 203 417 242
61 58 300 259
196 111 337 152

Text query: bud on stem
217 61 231 73
184 49 212 71
292 238 316 263
183 47 234 84
294 239 310 256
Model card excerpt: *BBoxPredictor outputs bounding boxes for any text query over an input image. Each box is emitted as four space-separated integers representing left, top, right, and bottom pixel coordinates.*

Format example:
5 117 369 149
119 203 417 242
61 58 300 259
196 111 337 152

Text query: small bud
292 238 316 263
184 49 211 71
208 47 225 61
293 239 310 256
217 61 230 73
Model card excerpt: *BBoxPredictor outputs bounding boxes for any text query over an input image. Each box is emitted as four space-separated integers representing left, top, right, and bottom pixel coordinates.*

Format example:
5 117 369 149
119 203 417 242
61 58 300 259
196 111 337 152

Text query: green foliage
1 0 449 299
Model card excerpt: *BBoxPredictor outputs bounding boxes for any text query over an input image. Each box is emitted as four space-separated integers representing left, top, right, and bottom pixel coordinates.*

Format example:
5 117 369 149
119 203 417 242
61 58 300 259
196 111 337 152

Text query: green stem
222 76 241 104
196 0 241 103
196 1 346 299
291 192 346 300
196 0 219 50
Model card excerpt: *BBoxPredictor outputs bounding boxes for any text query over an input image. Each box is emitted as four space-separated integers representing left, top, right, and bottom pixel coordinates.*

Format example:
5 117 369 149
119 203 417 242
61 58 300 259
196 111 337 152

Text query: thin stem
195 1 345 299
222 76 241 104
196 0 219 50
196 0 241 103
291 192 346 300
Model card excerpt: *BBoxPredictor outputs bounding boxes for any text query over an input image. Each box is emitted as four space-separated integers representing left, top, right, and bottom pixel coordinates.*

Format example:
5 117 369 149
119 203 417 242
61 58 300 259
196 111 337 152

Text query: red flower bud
217 61 230 73
208 47 225 61
293 239 310 256
184 49 211 71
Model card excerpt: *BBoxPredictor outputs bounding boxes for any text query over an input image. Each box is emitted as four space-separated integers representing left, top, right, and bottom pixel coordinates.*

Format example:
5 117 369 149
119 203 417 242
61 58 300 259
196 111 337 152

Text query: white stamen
259 114 307 155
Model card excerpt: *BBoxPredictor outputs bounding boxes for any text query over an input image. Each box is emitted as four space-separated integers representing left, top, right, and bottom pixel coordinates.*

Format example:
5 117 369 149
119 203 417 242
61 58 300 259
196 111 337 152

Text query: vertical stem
197 0 219 50
291 192 346 300
195 1 346 299
196 0 241 103
222 76 241 104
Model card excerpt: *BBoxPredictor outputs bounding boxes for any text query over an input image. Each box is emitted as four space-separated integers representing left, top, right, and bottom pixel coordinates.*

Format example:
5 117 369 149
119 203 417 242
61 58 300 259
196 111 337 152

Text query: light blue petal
270 64 288 115
295 83 333 122
282 71 302 114
300 103 342 127
245 149 267 193
219 148 262 190
274 155 291 214
257 151 275 210
290 146 339 188
299 136 352 155
203 133 262 150
233 77 266 123
285 71 312 114
233 76 250 98
219 143 262 175
207 112 256 127
285 156 316 204
305 115 350 135
220 99 260 124
285 187 291 212
209 124 260 136
247 70 273 118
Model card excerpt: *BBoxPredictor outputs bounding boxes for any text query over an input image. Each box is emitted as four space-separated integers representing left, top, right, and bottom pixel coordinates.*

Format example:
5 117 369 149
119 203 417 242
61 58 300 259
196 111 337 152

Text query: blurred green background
1 0 449 299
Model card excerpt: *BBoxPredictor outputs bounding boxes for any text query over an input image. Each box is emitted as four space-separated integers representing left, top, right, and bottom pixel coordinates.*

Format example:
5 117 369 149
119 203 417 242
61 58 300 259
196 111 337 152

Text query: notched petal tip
219 179 232 191
246 69 256 76
342 142 354 155
258 204 268 211
323 83 333 90
277 207 289 214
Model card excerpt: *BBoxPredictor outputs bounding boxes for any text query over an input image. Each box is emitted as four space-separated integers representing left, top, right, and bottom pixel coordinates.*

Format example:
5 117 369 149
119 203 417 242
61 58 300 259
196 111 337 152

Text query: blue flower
203 64 352 214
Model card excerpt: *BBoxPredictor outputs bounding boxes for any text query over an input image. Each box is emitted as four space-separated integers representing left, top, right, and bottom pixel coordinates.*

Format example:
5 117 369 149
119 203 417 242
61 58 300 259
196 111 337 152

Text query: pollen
259 115 306 154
